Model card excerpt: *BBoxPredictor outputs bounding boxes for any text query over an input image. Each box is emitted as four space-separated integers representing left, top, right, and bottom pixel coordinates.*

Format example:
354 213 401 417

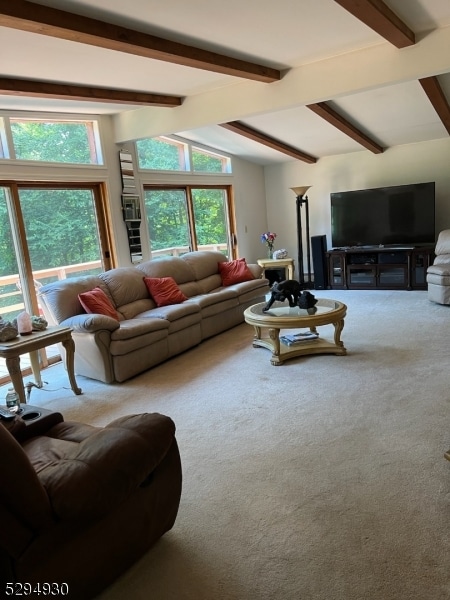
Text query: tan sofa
38 251 269 383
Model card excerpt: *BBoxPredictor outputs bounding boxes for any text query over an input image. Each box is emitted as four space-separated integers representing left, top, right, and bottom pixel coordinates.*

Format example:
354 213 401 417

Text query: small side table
257 257 295 281
0 326 82 404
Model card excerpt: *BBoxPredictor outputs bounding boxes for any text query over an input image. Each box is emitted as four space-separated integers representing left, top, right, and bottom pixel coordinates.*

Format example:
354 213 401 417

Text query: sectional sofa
38 251 269 383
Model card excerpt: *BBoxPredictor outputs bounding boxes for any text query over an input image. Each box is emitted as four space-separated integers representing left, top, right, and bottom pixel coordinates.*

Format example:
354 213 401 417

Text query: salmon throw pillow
78 287 120 320
143 277 188 307
218 258 255 286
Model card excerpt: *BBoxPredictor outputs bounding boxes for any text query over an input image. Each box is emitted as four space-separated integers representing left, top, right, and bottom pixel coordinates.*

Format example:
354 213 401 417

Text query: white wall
264 138 450 277
229 156 267 263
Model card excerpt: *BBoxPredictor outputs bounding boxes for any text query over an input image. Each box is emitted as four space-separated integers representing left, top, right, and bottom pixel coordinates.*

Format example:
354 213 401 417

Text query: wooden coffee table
244 299 347 365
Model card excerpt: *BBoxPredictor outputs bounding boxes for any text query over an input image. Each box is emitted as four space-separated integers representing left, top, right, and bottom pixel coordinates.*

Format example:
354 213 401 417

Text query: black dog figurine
297 290 318 310
263 279 302 312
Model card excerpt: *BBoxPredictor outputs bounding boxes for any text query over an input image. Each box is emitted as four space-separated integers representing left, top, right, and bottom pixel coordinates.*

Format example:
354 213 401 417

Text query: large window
144 186 235 258
138 135 236 257
0 183 112 386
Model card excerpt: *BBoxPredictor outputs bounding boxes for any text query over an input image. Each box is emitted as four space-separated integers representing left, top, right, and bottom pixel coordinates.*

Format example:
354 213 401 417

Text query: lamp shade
290 186 311 198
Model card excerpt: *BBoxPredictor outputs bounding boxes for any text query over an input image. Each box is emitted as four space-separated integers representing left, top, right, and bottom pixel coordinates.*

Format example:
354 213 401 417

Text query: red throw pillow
78 287 120 320
143 277 188 307
218 258 255 286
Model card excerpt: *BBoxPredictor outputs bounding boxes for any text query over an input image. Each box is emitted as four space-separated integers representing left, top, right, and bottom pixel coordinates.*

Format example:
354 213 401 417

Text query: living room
1 2 450 599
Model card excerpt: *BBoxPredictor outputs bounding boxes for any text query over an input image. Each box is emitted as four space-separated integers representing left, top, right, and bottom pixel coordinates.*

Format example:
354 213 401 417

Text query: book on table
280 332 319 346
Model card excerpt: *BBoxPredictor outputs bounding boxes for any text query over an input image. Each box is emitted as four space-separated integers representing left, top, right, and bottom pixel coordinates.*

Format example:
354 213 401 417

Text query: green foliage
136 137 229 173
11 120 95 164
144 188 228 253
0 189 101 277
192 189 227 245
145 190 190 250
136 138 184 170
19 189 101 270
192 149 225 173
0 193 18 275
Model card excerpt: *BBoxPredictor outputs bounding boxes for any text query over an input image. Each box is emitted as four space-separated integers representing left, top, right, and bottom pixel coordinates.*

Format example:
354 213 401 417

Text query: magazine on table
280 331 319 346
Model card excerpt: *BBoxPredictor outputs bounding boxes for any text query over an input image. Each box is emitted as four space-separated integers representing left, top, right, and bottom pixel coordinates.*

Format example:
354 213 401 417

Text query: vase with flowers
261 231 277 259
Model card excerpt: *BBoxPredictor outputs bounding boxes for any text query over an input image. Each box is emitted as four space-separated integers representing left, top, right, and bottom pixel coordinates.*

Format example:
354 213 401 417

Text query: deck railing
0 261 103 318
0 243 228 319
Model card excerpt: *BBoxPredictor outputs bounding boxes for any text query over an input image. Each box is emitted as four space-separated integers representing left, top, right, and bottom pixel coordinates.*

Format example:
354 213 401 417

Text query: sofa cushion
117 298 156 321
137 302 200 323
433 255 450 266
195 273 223 294
110 321 169 356
186 288 238 308
137 256 195 284
110 318 169 341
218 258 255 286
78 287 120 320
143 277 188 307
99 267 149 310
181 250 227 281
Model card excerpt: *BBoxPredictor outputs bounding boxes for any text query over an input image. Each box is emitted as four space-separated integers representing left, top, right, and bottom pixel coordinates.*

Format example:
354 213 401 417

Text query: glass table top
248 299 344 319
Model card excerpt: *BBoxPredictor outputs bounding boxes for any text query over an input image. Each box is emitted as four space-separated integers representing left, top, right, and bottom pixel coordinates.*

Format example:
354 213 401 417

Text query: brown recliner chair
0 409 182 599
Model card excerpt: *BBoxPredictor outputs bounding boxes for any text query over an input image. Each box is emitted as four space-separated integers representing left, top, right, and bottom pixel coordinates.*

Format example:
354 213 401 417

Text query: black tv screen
331 182 435 248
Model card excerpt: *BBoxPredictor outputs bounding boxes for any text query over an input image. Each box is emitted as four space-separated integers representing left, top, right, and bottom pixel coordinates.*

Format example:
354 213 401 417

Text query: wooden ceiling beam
220 121 317 164
0 78 183 106
307 102 384 154
333 0 415 48
0 0 280 83
419 76 450 135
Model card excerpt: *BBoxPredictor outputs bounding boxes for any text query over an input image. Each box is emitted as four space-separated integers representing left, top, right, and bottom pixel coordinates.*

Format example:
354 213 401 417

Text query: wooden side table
257 257 295 281
0 326 82 404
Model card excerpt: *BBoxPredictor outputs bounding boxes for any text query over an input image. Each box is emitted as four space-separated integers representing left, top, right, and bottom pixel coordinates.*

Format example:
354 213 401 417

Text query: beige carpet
9 290 450 600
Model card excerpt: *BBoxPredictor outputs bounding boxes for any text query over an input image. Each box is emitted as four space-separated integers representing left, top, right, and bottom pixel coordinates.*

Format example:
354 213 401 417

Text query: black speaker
311 235 328 289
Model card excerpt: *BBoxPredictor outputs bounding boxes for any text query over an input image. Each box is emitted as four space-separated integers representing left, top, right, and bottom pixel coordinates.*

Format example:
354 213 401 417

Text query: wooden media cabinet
326 246 434 290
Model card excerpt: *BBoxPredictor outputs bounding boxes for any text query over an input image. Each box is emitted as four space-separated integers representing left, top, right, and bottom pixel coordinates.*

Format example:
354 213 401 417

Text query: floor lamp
290 186 312 289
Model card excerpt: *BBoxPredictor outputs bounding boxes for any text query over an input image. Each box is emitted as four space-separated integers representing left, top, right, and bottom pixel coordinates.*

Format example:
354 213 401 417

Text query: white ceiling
1 0 450 165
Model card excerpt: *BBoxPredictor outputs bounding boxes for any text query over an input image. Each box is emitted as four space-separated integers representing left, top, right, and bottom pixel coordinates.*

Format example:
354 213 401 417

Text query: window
8 118 103 164
136 136 232 173
0 118 7 159
192 146 231 173
143 186 235 258
0 183 113 386
136 137 188 171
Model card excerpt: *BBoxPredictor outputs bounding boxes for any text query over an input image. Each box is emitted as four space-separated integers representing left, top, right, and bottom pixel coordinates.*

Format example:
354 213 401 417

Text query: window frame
136 135 232 175
142 183 237 259
0 114 105 166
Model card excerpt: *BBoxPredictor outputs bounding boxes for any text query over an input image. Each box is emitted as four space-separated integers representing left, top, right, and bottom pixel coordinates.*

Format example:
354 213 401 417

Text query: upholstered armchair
0 409 182 600
427 230 450 304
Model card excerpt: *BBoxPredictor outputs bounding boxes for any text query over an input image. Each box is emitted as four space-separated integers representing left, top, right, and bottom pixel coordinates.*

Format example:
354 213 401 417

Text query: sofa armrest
60 314 120 333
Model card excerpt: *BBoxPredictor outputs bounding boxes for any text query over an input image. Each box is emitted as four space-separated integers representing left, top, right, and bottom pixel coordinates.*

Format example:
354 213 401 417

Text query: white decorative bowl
273 249 288 259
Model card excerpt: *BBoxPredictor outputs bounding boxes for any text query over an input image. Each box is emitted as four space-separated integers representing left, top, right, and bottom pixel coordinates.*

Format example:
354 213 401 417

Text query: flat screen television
331 182 435 248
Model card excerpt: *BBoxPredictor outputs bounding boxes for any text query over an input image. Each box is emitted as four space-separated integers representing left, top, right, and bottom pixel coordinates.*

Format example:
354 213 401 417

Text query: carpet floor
8 289 450 600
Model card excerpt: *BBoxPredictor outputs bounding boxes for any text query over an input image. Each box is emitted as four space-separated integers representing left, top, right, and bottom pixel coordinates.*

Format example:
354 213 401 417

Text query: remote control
0 406 16 421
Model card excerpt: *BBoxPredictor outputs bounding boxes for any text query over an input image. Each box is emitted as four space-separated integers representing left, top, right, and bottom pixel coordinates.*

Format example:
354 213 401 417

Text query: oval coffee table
243 299 347 365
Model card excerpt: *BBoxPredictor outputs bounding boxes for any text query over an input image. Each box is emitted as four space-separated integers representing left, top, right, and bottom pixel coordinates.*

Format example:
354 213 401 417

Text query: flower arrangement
261 231 277 257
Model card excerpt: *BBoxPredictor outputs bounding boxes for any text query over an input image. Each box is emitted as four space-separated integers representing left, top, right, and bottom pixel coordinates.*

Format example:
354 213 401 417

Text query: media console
326 246 434 290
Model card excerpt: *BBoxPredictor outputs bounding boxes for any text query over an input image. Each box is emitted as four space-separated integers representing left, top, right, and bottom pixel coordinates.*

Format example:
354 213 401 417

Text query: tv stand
326 246 434 290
